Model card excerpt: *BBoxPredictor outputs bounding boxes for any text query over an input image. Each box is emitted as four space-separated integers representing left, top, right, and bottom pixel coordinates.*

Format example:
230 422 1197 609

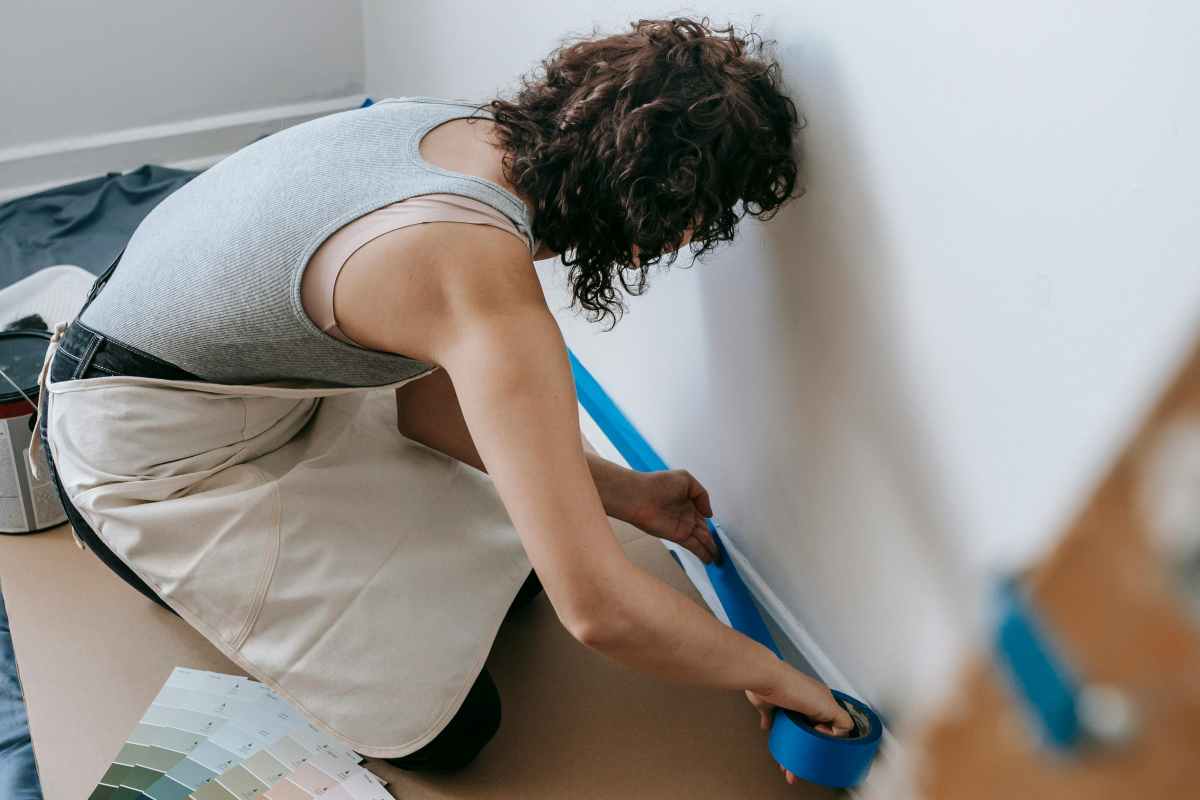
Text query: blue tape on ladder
568 350 882 788
994 578 1082 750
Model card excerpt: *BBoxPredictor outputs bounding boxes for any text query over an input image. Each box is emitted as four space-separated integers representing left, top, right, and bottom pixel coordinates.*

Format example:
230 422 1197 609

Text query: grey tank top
78 97 537 387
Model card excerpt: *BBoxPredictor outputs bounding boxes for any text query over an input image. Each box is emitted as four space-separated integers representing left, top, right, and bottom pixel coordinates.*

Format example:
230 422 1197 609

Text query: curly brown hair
477 16 803 328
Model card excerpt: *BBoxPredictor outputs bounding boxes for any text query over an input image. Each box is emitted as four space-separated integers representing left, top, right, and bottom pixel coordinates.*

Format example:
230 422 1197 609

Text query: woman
35 16 852 783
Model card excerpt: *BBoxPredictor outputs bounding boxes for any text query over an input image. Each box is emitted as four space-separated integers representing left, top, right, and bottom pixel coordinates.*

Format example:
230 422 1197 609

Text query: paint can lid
0 329 51 408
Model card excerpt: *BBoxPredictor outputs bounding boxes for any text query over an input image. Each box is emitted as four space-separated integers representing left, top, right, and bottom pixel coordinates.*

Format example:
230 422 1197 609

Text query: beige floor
2 519 840 799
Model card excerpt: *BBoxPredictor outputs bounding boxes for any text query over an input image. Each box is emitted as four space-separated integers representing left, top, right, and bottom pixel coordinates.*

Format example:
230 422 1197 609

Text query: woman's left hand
624 469 721 564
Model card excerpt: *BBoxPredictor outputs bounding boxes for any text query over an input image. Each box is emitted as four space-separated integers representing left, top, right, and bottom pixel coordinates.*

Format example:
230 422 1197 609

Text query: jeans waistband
53 320 204 382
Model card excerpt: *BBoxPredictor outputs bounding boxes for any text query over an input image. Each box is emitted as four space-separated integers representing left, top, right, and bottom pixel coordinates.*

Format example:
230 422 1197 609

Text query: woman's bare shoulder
361 220 540 304
333 221 547 361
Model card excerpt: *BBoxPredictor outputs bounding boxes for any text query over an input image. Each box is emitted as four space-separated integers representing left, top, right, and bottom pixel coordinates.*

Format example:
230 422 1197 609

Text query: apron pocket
76 460 283 648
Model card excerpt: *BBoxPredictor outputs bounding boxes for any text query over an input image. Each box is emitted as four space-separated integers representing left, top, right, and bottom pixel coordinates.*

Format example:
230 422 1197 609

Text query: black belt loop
70 330 105 379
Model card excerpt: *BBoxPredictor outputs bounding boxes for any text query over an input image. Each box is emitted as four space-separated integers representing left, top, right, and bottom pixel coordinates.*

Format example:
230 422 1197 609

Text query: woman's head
483 16 803 328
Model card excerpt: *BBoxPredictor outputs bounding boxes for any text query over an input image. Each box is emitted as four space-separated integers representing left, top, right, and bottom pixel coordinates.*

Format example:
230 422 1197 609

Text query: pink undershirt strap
301 192 532 347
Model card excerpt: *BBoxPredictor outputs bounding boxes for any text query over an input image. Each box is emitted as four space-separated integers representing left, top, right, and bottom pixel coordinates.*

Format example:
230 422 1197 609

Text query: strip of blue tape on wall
567 349 882 788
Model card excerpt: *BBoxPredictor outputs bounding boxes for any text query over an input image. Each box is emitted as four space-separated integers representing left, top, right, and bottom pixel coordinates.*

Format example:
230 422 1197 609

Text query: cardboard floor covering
1 517 839 799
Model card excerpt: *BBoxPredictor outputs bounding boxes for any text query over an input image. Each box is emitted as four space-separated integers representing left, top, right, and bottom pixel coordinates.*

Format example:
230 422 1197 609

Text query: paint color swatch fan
90 667 392 800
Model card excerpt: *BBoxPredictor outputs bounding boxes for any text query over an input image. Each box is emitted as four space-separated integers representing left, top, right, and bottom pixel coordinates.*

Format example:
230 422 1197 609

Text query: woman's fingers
828 699 855 736
675 524 716 564
694 519 720 563
681 535 712 564
746 689 774 731
686 471 713 518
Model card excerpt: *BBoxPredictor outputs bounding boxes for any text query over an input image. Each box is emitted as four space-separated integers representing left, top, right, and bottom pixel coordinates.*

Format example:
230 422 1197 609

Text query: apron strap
28 320 66 483
28 321 85 549
28 246 125 495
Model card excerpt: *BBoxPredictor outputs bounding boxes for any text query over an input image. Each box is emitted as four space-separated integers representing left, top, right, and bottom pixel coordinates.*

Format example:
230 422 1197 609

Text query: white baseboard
695 530 863 693
0 94 366 204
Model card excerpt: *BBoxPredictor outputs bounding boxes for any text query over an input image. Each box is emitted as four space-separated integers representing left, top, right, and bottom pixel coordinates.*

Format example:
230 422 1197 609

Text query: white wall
363 0 1200 732
0 0 365 198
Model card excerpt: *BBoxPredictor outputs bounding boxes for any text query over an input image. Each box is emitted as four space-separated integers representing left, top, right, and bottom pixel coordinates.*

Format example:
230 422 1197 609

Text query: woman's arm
394 369 647 529
424 260 852 734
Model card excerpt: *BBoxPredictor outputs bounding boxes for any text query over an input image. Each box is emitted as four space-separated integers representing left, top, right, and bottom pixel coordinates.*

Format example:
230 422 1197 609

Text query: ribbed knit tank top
78 97 538 387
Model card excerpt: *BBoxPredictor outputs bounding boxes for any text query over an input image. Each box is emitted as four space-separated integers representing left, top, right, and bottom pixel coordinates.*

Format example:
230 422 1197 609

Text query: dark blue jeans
41 289 540 770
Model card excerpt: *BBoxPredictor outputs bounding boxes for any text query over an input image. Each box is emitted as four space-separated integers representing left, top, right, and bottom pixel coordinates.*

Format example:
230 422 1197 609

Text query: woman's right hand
745 666 855 785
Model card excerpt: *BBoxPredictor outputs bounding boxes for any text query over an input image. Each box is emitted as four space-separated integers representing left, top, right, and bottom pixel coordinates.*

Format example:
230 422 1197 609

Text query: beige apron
30 322 533 758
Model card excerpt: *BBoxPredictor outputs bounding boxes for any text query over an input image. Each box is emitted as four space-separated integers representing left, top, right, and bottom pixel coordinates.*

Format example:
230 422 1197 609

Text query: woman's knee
384 667 501 772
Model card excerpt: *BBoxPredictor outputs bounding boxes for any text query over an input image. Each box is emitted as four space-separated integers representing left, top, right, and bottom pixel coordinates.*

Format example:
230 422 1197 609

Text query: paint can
0 329 66 533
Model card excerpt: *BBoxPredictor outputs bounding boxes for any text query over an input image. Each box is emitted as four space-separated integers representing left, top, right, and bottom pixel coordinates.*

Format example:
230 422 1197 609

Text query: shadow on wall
690 39 978 726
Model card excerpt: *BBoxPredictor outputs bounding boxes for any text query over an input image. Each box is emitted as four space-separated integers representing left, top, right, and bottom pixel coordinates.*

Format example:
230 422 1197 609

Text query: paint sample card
88 667 393 800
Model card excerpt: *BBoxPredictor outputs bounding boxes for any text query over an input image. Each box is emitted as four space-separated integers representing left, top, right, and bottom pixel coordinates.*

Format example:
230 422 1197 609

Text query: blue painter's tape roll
568 351 882 788
770 691 883 788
